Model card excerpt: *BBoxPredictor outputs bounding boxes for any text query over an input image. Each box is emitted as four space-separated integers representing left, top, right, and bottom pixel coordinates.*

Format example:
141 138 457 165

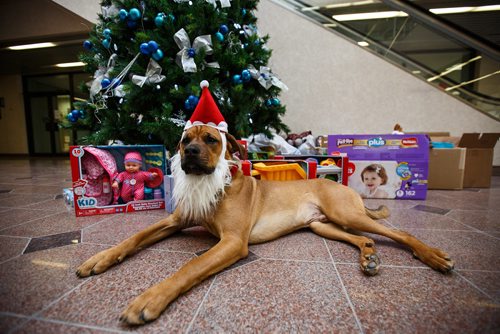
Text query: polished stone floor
0 157 499 333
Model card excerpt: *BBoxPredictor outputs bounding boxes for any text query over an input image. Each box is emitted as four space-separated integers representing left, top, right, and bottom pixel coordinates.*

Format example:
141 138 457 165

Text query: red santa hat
184 80 228 133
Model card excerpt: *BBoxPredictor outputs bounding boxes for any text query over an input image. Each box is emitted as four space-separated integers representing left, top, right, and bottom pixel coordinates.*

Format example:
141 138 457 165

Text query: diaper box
69 145 166 217
328 134 429 200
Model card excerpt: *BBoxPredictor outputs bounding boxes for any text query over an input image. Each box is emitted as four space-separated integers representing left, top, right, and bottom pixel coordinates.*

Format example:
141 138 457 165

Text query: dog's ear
226 133 245 159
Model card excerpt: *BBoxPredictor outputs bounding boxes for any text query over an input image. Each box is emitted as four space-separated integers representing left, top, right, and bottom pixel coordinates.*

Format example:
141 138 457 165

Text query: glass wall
24 72 92 155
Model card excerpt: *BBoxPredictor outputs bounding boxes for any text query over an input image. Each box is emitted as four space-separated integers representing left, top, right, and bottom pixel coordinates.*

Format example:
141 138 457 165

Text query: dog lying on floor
76 82 454 325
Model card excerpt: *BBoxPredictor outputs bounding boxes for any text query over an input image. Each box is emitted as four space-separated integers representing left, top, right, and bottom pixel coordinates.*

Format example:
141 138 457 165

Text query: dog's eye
181 137 191 145
205 136 218 144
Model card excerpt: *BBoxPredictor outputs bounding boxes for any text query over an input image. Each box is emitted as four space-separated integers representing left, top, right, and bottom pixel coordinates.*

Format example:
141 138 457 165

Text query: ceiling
0 0 92 75
301 0 500 48
0 0 498 76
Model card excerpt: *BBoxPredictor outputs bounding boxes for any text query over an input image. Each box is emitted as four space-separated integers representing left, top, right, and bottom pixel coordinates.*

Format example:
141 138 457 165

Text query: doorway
24 73 91 155
28 94 73 154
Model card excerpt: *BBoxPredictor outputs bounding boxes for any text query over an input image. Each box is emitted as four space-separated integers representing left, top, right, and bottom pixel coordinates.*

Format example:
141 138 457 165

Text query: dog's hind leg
333 212 454 273
310 221 380 276
76 214 183 277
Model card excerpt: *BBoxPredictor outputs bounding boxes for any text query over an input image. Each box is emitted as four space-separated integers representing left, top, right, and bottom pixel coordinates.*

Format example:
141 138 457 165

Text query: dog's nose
184 144 200 156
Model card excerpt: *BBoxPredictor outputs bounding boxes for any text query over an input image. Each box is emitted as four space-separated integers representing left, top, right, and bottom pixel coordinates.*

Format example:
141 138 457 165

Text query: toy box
282 154 349 186
164 175 175 214
245 159 318 180
69 145 166 217
328 135 429 200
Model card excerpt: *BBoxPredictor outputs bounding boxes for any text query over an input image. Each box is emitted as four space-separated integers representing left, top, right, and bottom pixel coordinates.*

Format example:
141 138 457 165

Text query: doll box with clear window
328 135 429 200
69 145 166 216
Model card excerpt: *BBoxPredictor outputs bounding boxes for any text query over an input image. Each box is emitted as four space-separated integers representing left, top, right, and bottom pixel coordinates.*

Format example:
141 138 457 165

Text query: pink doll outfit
114 152 156 203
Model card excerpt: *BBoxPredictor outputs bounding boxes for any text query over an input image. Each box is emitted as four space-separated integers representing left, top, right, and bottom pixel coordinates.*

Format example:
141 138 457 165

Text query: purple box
328 134 429 200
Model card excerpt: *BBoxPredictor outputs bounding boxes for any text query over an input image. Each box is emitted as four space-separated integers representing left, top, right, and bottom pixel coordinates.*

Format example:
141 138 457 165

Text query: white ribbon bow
248 65 288 91
89 54 117 99
174 28 219 72
131 59 166 87
101 4 119 19
206 0 231 8
175 0 231 7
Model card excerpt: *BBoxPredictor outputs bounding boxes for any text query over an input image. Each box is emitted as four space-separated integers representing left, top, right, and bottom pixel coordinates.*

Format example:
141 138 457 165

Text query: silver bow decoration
89 54 117 99
101 4 119 19
174 0 231 7
88 53 140 113
174 28 219 73
248 65 289 91
242 25 259 38
131 59 166 87
206 0 231 8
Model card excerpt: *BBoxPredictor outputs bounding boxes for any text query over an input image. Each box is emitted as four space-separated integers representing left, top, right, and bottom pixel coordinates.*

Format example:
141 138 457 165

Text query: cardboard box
459 133 500 188
428 148 466 189
328 134 429 200
428 133 500 188
69 145 166 216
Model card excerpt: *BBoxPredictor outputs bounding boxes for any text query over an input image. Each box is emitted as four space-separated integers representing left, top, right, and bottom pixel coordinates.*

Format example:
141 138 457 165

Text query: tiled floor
0 157 499 333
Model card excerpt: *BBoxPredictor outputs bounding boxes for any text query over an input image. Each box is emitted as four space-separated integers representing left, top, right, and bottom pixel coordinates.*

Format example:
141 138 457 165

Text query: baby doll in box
112 151 160 203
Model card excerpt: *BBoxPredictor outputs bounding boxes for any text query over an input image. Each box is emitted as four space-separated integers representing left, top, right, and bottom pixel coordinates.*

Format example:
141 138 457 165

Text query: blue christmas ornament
103 28 111 38
271 98 281 106
233 74 242 84
127 20 137 28
155 14 164 27
168 13 175 22
219 24 229 35
140 43 150 55
102 38 111 48
242 8 247 16
241 69 251 82
152 49 164 61
119 9 128 20
83 40 93 50
184 95 199 110
67 113 78 123
215 32 224 42
147 40 159 53
187 48 196 58
129 8 141 21
78 110 86 119
71 109 80 118
188 95 199 105
265 99 272 106
101 78 111 89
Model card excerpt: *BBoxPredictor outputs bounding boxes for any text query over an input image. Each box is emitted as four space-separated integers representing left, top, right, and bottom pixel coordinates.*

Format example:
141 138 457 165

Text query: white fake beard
171 136 234 222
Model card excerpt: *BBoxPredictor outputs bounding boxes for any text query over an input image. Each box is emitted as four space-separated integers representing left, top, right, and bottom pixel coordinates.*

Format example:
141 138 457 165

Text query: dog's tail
365 205 390 220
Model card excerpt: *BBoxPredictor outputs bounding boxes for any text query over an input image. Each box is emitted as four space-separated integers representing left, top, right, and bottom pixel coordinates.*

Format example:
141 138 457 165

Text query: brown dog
76 125 454 325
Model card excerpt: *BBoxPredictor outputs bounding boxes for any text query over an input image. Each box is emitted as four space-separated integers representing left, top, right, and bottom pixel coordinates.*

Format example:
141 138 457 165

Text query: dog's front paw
413 247 454 273
119 286 172 325
76 247 125 277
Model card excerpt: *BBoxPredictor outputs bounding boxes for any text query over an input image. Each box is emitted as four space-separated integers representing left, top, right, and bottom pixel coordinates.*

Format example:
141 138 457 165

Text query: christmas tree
70 0 289 152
